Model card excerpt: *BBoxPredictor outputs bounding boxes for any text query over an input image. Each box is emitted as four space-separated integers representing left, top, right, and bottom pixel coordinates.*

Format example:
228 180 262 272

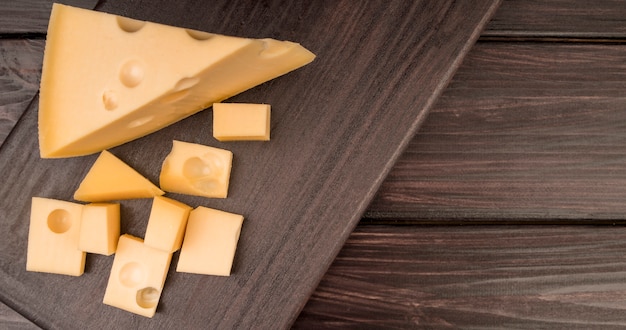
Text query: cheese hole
136 287 160 309
183 157 224 192
157 78 199 105
183 157 214 178
102 90 118 110
47 209 71 234
119 262 145 288
127 115 155 129
174 77 200 91
120 60 144 88
117 17 146 33
186 29 214 41
160 89 190 104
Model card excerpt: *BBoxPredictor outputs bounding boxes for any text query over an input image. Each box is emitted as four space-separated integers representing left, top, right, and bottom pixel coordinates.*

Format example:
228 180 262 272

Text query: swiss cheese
176 206 244 276
160 140 233 198
39 3 315 158
78 203 120 256
103 234 172 318
26 197 86 276
144 196 192 253
213 103 271 141
74 150 164 202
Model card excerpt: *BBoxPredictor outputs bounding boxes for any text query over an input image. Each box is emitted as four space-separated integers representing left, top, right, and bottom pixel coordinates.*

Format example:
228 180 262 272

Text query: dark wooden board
0 0 98 35
483 0 626 39
4 0 626 39
367 42 626 223
296 225 626 329
0 302 40 330
0 39 43 146
0 1 500 328
295 1 626 326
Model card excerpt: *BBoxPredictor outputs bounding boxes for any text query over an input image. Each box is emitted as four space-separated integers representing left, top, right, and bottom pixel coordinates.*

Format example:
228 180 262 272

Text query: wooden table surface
3 0 626 329
297 1 626 328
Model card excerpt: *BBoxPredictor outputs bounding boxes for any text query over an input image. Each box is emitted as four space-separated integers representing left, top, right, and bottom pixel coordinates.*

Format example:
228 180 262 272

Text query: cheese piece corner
38 3 315 158
78 203 120 255
213 103 271 141
74 150 164 202
159 140 233 198
26 197 86 276
176 206 244 276
103 234 172 318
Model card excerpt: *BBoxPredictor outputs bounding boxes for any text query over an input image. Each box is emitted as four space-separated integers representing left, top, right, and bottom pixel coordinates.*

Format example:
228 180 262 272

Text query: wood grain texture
483 0 626 39
0 0 97 35
0 302 40 330
367 42 626 223
2 0 625 39
296 225 626 329
296 2 626 327
0 39 43 146
0 1 499 329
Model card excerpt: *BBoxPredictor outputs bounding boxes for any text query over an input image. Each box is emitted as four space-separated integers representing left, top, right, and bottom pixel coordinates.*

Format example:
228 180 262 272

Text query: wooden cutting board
0 1 500 328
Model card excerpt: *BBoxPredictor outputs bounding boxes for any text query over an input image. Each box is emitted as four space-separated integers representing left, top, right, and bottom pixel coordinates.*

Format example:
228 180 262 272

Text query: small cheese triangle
74 150 164 202
39 4 316 158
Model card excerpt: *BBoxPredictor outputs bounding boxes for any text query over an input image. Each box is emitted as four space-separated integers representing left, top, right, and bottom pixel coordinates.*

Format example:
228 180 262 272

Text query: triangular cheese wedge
74 150 164 202
39 4 316 158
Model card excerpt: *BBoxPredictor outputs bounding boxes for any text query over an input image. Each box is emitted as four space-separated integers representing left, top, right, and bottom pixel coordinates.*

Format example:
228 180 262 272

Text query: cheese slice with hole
74 150 164 202
103 234 171 318
39 3 315 158
26 197 86 276
160 140 233 198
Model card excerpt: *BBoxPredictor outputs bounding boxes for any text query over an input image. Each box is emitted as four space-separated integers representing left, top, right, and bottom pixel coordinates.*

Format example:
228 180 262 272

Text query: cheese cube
26 197 86 276
78 203 120 255
103 235 172 318
74 150 164 202
39 4 315 158
213 103 271 141
144 196 192 253
159 140 233 198
176 207 244 276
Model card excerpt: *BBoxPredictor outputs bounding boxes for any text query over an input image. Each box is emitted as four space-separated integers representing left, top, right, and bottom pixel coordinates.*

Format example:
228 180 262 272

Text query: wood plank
0 302 40 330
295 225 626 328
367 42 626 223
484 0 626 39
0 0 97 35
0 1 500 328
2 0 625 39
0 39 43 146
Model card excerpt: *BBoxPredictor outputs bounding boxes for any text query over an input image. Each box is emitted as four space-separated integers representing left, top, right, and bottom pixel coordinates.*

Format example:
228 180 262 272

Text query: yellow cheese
26 197 86 276
39 3 315 158
103 234 172 318
74 150 164 202
176 206 244 276
78 203 120 256
213 103 271 141
144 196 192 253
159 140 233 198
